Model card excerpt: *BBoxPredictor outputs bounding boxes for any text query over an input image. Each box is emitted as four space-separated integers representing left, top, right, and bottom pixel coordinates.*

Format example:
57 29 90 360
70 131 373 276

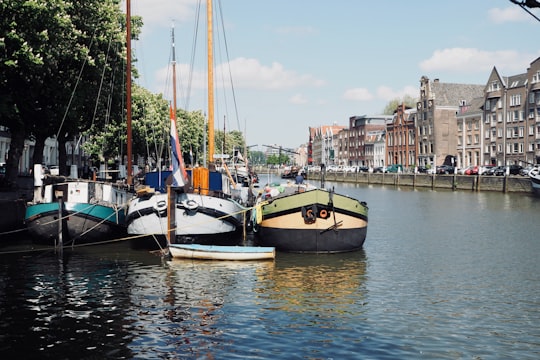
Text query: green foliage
382 94 418 115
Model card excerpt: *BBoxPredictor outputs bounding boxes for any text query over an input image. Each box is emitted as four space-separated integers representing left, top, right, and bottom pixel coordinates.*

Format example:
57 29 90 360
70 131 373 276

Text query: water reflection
258 251 368 314
0 249 135 359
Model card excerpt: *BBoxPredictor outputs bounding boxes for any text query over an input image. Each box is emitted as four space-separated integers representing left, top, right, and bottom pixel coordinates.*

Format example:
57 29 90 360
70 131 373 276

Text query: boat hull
127 192 247 249
168 244 275 260
25 201 126 245
529 167 540 196
254 188 368 253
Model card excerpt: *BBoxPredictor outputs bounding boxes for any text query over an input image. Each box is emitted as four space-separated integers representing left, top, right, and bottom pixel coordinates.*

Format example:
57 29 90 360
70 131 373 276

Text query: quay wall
255 168 533 194
323 172 532 194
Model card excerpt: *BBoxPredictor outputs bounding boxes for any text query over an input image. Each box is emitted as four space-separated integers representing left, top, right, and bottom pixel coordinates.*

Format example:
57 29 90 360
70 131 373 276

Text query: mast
207 0 214 164
126 0 133 185
171 23 178 116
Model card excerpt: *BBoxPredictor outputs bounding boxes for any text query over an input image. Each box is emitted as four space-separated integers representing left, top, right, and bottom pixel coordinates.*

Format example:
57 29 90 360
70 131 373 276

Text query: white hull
127 191 247 238
169 244 275 260
529 165 540 196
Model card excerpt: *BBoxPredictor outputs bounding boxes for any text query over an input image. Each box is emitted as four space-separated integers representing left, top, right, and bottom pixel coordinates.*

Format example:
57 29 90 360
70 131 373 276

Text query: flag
170 106 188 187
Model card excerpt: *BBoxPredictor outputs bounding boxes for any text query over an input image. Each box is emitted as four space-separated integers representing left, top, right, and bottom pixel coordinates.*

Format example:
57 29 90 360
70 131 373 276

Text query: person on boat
295 172 304 184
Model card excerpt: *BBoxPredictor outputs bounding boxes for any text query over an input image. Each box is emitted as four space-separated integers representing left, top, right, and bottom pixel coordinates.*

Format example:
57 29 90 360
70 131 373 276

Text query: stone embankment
256 168 533 194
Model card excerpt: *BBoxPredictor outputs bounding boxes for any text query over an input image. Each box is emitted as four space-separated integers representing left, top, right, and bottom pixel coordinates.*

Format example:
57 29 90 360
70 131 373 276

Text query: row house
457 57 540 168
348 115 391 167
386 104 417 167
310 124 346 166
365 130 385 168
416 76 485 168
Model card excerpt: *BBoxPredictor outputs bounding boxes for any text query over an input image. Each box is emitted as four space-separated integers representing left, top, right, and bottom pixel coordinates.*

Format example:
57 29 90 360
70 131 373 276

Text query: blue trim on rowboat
169 244 275 253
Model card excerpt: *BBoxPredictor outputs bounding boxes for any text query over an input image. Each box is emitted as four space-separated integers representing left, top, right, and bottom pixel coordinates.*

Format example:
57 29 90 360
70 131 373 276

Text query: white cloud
290 94 308 104
419 48 535 74
151 57 325 94
343 88 373 101
225 57 325 90
129 0 197 30
488 7 532 23
376 86 418 102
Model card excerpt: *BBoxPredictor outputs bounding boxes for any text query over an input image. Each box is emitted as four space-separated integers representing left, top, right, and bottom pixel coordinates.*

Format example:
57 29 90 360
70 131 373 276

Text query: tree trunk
32 135 46 166
6 130 25 188
58 136 68 176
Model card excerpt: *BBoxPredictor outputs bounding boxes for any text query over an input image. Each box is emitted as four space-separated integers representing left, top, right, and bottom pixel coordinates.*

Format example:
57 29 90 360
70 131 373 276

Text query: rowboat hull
254 188 368 253
168 243 275 260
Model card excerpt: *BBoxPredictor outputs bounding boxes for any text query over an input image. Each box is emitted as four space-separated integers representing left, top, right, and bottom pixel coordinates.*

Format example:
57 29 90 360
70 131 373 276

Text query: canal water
0 181 539 359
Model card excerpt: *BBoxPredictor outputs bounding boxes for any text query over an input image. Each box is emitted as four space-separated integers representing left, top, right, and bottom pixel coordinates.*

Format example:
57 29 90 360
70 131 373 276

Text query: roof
431 81 485 107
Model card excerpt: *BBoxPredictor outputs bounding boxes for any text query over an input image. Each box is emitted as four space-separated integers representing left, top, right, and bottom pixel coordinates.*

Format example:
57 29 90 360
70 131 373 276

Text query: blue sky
128 0 540 150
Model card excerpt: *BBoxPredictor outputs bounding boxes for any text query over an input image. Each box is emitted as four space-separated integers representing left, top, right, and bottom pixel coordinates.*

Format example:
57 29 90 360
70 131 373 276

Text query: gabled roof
457 96 484 116
431 81 485 107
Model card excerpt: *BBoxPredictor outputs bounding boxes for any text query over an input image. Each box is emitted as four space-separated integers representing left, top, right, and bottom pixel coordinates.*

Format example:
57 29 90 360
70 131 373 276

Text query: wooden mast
167 24 178 245
207 0 214 164
126 0 133 185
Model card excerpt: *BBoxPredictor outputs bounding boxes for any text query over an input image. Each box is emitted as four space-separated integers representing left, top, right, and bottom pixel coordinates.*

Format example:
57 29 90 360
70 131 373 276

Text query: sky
127 0 540 150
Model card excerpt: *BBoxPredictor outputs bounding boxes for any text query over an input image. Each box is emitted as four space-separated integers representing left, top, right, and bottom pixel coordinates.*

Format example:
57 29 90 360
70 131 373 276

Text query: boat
252 180 368 253
529 164 540 196
24 167 130 245
169 243 275 261
126 11 250 250
24 1 136 246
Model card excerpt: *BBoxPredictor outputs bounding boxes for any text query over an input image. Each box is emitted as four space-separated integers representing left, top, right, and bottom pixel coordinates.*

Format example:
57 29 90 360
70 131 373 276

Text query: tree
382 94 418 115
0 0 139 181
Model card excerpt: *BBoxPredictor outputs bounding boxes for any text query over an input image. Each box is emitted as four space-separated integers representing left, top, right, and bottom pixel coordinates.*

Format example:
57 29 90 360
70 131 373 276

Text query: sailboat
24 1 135 246
126 4 249 250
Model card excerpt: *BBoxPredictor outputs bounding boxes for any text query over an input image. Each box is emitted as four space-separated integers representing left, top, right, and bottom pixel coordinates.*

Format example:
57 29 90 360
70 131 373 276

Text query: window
510 94 521 106
489 81 500 91
474 134 479 144
533 71 540 84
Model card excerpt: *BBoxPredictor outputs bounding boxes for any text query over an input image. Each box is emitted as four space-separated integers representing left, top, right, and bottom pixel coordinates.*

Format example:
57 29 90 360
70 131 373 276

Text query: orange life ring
319 209 327 218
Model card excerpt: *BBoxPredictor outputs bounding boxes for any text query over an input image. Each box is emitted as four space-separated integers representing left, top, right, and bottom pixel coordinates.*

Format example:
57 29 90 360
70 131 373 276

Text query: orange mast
207 0 214 164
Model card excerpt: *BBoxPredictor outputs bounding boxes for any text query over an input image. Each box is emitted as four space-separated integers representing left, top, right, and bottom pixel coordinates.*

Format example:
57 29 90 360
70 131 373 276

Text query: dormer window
489 81 500 92
533 71 540 84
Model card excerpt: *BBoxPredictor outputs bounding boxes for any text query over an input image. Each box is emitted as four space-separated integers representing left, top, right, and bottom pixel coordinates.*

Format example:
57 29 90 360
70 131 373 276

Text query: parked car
373 166 386 173
493 166 507 176
520 165 534 176
479 165 496 175
436 165 455 174
464 165 479 175
386 164 404 173
507 164 523 175
417 166 430 173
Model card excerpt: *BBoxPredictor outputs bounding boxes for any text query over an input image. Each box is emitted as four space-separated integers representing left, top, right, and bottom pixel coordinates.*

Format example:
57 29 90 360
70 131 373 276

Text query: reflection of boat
260 251 367 312
529 165 540 196
253 184 368 253
169 243 275 261
126 14 249 249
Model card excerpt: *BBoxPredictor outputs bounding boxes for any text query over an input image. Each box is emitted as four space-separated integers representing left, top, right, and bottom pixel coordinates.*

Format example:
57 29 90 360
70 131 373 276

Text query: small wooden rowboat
168 243 275 261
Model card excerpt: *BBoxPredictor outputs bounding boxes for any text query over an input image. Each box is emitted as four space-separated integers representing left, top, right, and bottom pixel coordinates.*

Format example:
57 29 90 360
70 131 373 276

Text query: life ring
302 205 317 224
153 200 167 214
319 209 328 219
182 199 199 211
